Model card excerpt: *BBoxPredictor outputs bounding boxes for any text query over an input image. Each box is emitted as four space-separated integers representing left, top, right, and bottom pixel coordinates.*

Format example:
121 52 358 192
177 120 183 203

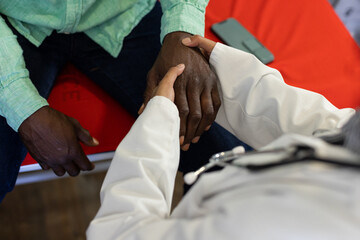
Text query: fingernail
192 136 200 143
93 137 99 145
177 63 185 69
182 144 190 151
138 104 144 114
205 125 211 131
182 37 191 45
180 136 184 145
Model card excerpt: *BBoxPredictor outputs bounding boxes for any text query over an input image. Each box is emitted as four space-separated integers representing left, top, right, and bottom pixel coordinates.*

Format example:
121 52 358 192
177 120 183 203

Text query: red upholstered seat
22 0 360 166
205 0 360 108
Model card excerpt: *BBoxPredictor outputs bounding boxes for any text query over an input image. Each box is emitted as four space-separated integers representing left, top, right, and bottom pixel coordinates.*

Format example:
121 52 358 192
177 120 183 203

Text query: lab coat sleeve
87 96 180 239
87 96 240 240
210 43 355 149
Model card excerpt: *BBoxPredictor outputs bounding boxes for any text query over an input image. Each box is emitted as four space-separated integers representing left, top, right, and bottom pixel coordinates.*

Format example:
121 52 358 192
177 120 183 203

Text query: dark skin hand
18 106 99 176
142 31 221 151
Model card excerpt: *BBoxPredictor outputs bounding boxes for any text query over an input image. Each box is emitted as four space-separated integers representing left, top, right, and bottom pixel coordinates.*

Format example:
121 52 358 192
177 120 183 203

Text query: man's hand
143 32 221 151
18 106 99 176
138 64 185 115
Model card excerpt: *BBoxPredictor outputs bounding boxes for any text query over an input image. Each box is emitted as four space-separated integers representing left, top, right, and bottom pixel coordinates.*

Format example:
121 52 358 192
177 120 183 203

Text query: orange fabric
23 0 360 166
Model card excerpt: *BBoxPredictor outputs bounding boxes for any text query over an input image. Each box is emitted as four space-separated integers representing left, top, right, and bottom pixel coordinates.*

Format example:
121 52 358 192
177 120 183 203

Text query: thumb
139 69 159 115
155 64 185 101
181 35 216 55
69 118 99 146
158 64 185 91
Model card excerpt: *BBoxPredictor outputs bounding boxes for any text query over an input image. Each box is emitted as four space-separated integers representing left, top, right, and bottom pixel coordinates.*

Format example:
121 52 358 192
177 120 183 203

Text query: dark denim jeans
0 2 249 202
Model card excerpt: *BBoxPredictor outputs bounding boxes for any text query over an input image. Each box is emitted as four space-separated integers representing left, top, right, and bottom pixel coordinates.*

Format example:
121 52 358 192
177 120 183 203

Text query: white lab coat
87 43 358 239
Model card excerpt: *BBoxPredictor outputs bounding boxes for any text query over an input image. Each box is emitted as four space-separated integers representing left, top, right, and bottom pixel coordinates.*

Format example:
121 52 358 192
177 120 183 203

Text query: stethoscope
184 135 360 185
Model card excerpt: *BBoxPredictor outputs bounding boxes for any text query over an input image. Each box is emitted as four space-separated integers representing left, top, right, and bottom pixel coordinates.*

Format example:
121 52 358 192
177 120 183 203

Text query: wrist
18 106 50 133
163 31 192 44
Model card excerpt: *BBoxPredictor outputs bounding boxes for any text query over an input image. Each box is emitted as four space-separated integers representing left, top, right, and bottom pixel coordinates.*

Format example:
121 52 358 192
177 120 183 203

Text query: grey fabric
343 110 360 154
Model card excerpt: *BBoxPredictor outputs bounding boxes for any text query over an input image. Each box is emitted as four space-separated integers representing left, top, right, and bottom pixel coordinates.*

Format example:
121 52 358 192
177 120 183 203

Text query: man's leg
71 2 163 116
0 26 68 202
71 2 248 177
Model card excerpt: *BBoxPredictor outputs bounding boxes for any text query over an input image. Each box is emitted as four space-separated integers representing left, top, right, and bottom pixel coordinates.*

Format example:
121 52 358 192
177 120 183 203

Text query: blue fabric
0 2 247 202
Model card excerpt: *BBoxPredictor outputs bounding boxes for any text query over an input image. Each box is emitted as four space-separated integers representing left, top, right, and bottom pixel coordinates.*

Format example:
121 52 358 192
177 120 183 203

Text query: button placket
61 0 83 34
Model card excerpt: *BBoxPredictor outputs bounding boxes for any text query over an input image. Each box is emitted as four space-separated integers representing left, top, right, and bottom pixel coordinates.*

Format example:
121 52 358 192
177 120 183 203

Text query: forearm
0 16 48 131
210 43 355 149
87 96 180 239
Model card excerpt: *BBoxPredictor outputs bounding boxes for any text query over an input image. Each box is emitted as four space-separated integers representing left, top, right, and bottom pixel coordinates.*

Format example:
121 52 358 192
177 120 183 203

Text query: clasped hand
140 33 217 151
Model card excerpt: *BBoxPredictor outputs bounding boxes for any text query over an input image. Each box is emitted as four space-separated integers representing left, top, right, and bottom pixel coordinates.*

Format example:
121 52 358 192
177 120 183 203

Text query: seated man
0 0 248 203
87 36 359 239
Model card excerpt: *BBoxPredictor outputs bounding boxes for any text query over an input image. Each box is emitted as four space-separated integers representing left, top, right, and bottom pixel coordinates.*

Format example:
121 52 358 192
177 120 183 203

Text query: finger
161 64 185 86
179 136 184 145
143 70 160 109
211 86 222 116
175 86 189 144
181 35 216 55
73 146 94 171
70 118 99 146
51 166 66 176
181 144 190 151
193 90 216 143
205 90 220 132
138 103 145 115
155 64 185 102
184 85 202 145
139 86 159 114
199 47 211 60
27 150 50 170
38 161 50 170
63 162 80 177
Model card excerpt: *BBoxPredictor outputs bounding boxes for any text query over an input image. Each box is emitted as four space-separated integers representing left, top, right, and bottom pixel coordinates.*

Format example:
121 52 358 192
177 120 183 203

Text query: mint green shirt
0 0 208 131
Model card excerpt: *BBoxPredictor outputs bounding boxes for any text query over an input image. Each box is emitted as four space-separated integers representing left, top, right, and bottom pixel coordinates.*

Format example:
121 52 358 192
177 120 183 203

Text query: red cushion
22 0 360 166
205 0 360 108
22 65 135 166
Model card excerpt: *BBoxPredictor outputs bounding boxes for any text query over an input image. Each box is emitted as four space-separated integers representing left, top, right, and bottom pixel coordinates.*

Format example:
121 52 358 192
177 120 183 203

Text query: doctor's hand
154 64 185 101
138 64 185 112
181 35 216 60
142 32 221 151
18 106 99 177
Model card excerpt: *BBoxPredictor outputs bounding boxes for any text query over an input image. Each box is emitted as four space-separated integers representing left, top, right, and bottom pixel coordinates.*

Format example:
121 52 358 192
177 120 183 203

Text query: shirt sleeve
0 16 48 131
159 0 209 42
210 43 355 149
